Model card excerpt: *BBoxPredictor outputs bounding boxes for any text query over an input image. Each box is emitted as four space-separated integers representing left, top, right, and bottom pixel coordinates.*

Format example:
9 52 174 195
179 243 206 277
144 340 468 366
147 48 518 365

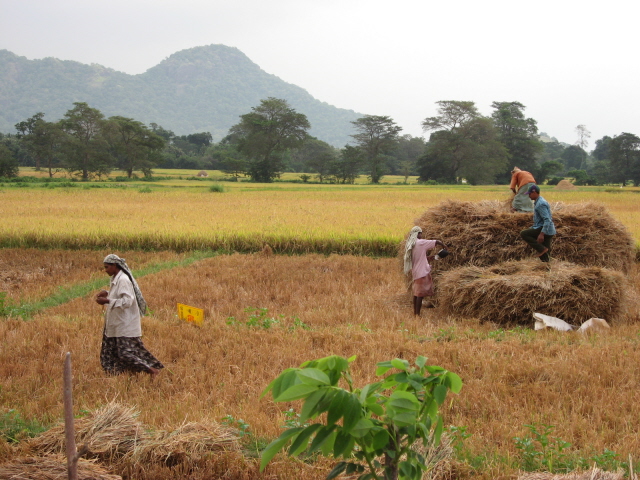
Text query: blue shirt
532 196 556 236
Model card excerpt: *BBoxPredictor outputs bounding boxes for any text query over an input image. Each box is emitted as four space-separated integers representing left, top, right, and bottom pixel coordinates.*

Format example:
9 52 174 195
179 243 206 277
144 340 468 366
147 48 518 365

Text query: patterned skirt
412 274 434 297
100 335 164 375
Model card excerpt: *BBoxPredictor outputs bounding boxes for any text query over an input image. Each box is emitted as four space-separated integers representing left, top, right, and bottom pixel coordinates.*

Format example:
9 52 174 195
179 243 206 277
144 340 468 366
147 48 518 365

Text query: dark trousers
521 227 553 262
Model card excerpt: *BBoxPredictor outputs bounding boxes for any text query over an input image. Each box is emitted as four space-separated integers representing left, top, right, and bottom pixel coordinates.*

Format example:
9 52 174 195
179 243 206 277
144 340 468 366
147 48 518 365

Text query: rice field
1 179 640 479
1 182 640 254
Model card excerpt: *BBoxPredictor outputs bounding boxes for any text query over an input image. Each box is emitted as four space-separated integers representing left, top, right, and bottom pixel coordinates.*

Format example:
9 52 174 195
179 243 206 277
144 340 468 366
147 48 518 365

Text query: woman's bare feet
148 367 161 377
537 248 549 257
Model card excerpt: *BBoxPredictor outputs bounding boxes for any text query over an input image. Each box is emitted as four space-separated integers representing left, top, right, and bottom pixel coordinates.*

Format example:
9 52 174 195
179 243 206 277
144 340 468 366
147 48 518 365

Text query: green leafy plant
209 183 225 192
0 410 47 442
221 414 251 438
260 354 462 480
514 423 572 472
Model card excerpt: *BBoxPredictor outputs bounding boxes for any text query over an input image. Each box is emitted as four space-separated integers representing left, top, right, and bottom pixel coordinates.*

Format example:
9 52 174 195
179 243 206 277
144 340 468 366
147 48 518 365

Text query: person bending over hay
96 254 163 377
510 167 536 212
404 226 448 316
520 185 556 262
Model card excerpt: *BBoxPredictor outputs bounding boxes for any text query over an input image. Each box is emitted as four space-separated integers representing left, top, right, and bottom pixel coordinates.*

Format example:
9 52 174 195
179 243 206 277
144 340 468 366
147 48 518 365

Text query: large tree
560 145 586 171
15 113 66 177
290 138 337 182
575 124 591 170
230 97 310 182
332 145 364 184
105 116 165 178
490 101 543 182
609 132 640 186
350 115 402 183
60 102 112 180
419 101 508 184
0 143 19 178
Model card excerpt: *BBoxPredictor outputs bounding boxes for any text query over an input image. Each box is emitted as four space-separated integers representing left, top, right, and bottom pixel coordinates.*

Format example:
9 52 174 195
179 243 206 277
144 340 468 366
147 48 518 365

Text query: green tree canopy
60 102 112 180
0 142 19 178
609 132 640 186
419 101 508 184
350 115 402 184
490 101 543 182
105 116 166 178
230 97 310 182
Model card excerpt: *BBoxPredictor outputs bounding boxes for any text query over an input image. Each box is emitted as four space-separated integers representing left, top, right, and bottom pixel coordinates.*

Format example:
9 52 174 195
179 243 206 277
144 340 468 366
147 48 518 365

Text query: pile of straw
436 260 629 325
124 421 241 469
406 200 635 273
518 467 629 480
0 455 122 480
27 402 147 462
410 433 454 480
556 179 576 190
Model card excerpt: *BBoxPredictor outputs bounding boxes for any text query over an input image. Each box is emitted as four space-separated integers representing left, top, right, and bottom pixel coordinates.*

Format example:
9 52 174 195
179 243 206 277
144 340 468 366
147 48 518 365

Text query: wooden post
63 352 78 480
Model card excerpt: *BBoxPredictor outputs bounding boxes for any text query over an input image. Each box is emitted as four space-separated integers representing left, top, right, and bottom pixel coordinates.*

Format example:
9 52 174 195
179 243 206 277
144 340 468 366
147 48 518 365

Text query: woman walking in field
96 254 163 377
404 226 448 316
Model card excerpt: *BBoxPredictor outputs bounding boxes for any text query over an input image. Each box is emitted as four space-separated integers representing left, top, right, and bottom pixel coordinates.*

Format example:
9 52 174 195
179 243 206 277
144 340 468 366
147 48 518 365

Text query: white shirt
104 270 142 337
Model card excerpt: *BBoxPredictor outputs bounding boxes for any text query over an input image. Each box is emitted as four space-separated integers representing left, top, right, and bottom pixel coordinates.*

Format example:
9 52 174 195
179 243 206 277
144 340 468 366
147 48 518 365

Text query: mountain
0 45 362 146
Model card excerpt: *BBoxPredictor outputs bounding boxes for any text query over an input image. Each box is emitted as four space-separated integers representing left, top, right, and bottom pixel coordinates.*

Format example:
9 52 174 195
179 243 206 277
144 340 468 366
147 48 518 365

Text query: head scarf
403 226 422 275
103 254 147 315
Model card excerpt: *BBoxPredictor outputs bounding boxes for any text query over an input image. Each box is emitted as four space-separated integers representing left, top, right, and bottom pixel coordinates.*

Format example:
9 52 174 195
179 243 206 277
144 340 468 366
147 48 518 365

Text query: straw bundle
0 455 122 480
125 421 240 469
556 179 576 190
518 467 627 480
410 433 454 480
436 260 629 325
405 200 635 273
27 402 147 462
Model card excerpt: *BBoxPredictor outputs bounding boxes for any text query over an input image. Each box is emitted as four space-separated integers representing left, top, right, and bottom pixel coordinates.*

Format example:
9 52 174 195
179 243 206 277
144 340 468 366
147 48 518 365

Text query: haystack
405 200 635 273
0 455 122 480
518 467 629 480
196 170 209 177
27 402 147 462
555 179 576 190
436 260 630 325
124 421 240 469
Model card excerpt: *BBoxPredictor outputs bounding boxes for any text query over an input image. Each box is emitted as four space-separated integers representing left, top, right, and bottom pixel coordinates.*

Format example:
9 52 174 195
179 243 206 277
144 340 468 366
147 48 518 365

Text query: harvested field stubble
0 455 122 479
411 200 636 273
436 260 635 325
1 252 640 480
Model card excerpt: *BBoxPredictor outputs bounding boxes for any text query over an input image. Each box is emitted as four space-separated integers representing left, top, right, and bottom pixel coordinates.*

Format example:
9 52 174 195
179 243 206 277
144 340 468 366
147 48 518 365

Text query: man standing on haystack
404 226 448 316
510 167 536 212
520 185 556 262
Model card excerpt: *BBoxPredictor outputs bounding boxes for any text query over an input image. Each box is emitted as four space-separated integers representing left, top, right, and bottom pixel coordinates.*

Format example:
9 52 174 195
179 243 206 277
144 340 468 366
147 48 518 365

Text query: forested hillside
0 45 361 146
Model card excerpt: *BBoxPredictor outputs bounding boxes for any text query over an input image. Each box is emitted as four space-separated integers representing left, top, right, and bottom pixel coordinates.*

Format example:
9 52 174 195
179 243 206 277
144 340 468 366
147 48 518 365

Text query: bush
209 183 225 193
547 177 563 186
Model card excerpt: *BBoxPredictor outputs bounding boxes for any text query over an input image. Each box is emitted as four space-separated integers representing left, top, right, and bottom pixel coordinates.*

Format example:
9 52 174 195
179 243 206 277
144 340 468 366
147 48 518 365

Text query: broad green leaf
389 391 419 411
261 368 296 398
445 372 463 393
289 423 322 456
365 397 384 416
308 425 337 453
326 461 347 480
391 358 409 371
321 431 337 456
259 427 303 471
327 389 346 426
300 388 328 422
415 356 427 368
271 370 300 399
298 368 331 386
372 429 389 450
333 430 352 458
347 355 357 363
433 384 448 406
400 460 415 479
433 416 444 445
391 412 417 427
375 365 392 376
341 394 362 434
425 365 445 374
345 462 364 475
274 383 319 402
350 418 374 438
394 371 409 384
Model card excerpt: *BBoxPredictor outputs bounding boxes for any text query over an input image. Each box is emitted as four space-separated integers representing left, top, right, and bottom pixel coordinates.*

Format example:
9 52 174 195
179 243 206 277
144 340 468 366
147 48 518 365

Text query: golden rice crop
0 186 638 253
1 252 639 480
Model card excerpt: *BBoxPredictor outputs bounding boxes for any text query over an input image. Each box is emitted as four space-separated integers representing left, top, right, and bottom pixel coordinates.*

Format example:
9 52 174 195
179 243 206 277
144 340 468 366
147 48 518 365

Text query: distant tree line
2 98 640 186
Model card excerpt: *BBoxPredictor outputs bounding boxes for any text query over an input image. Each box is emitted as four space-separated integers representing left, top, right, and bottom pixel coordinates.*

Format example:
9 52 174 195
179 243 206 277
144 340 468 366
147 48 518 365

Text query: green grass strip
1 250 223 319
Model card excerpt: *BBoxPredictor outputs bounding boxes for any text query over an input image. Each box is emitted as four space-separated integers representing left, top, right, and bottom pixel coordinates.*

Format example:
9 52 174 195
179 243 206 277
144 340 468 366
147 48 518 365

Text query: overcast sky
2 0 638 149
